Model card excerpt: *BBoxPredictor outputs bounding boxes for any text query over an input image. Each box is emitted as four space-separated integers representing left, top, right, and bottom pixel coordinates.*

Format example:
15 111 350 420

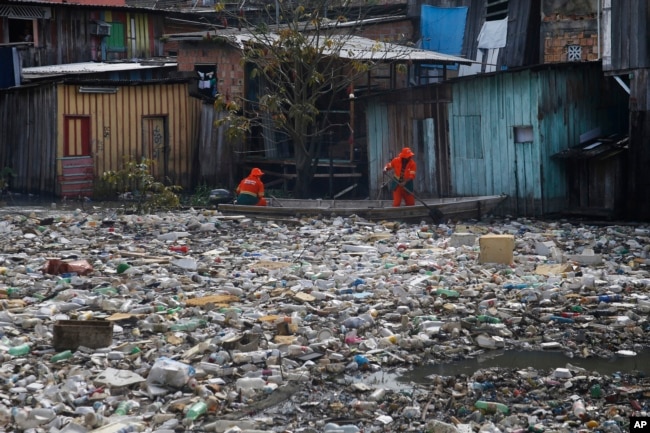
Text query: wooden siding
626 69 650 219
424 0 541 69
366 86 452 200
4 7 165 67
57 83 201 192
0 83 58 195
196 104 239 189
448 63 628 216
605 0 650 72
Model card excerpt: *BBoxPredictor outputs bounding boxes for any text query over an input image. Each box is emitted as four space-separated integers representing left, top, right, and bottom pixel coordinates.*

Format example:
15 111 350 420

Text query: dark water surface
367 350 650 389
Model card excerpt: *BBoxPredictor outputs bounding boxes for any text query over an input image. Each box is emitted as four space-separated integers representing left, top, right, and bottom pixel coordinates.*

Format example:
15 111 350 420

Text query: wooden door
142 116 167 180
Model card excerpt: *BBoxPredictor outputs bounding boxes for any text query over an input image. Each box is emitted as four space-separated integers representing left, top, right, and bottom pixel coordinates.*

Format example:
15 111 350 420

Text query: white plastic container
235 377 266 391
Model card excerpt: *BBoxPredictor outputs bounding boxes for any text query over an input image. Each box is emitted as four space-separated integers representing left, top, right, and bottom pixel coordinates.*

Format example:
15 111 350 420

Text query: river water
367 349 650 390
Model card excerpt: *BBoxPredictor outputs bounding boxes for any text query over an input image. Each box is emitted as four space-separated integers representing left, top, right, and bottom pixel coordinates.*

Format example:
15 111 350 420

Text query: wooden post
348 82 355 163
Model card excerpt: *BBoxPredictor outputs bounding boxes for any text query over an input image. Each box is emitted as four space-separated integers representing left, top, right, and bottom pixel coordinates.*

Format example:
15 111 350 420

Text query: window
193 64 218 100
486 0 508 21
7 18 34 43
514 126 533 143
106 22 126 54
567 45 582 61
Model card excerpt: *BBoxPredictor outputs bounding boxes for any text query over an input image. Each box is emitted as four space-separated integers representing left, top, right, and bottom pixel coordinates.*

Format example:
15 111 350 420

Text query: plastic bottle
369 388 387 401
475 315 501 324
503 283 528 290
287 344 311 356
235 377 266 391
598 294 623 303
169 245 189 253
478 298 498 308
84 412 107 427
114 400 136 417
129 306 155 314
8 343 31 356
184 401 207 421
434 288 459 298
352 400 377 411
51 350 73 362
590 383 602 398
4 287 23 298
323 423 360 433
169 319 207 332
474 400 509 414
549 315 574 323
140 322 169 333
73 395 90 406
116 263 131 274
572 399 587 419
601 420 622 433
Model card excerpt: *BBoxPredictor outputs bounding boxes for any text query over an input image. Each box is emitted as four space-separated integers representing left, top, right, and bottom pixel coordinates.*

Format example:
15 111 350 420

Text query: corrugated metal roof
22 60 177 78
166 29 474 64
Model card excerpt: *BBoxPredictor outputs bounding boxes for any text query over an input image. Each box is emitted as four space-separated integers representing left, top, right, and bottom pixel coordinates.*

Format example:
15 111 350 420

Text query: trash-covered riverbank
0 204 648 433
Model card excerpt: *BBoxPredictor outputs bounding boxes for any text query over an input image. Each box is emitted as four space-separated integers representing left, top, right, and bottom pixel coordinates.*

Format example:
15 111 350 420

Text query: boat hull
217 195 507 222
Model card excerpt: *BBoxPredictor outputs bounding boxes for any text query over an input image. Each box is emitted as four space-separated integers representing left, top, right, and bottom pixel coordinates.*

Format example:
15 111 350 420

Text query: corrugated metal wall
58 83 201 191
0 83 58 195
449 63 628 216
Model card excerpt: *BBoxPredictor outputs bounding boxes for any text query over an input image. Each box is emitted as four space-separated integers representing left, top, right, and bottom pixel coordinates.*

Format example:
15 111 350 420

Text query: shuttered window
486 0 508 21
106 21 126 53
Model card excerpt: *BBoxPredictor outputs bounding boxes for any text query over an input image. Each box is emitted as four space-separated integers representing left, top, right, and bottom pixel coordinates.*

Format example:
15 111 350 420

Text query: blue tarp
420 5 468 70
0 47 19 88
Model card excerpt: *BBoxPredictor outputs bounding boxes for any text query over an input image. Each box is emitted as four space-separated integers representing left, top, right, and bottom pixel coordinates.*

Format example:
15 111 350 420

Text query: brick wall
543 31 599 63
175 18 416 100
542 13 600 63
358 19 414 43
176 40 245 100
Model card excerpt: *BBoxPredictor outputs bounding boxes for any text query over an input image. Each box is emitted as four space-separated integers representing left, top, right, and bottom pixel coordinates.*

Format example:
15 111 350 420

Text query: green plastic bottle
51 350 73 362
474 400 509 414
5 287 23 299
114 400 133 416
185 401 207 420
476 315 501 324
8 343 31 356
434 288 460 298
169 319 207 332
590 383 602 398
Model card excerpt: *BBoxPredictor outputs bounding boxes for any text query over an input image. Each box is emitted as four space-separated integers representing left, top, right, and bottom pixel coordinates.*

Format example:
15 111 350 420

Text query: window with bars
486 0 508 21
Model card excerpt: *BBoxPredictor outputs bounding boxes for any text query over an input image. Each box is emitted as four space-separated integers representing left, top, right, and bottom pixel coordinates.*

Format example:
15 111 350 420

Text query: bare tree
214 0 405 198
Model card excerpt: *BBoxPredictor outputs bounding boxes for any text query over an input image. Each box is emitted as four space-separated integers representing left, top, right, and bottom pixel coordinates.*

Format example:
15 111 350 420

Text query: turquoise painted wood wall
449 63 628 216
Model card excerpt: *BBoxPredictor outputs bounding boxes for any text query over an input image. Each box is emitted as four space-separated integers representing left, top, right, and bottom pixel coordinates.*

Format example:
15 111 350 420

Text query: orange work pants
392 186 415 207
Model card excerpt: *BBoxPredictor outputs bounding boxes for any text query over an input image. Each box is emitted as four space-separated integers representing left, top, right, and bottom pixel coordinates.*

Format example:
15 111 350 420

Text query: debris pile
0 205 647 433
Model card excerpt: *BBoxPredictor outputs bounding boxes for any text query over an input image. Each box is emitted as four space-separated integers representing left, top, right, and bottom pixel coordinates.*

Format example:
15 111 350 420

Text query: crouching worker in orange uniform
235 168 268 206
384 147 417 207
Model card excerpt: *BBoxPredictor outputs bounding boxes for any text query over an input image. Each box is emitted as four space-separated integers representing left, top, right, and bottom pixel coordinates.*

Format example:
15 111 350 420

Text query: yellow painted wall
57 83 201 190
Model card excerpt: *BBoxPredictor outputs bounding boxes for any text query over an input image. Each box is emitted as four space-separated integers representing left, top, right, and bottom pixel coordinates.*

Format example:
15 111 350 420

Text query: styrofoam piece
553 368 573 379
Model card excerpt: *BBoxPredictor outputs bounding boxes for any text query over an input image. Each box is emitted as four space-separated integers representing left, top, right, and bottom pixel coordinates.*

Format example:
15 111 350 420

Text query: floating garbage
0 204 647 433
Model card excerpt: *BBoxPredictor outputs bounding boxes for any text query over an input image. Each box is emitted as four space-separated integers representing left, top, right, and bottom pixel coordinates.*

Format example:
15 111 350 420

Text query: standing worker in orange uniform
235 168 268 206
384 147 417 207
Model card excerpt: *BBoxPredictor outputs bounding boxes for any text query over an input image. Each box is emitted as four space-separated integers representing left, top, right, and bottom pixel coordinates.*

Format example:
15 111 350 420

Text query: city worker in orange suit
235 168 268 206
384 147 417 207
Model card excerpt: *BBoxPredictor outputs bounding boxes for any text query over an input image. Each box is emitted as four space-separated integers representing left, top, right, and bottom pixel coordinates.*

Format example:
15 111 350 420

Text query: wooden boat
217 194 507 222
